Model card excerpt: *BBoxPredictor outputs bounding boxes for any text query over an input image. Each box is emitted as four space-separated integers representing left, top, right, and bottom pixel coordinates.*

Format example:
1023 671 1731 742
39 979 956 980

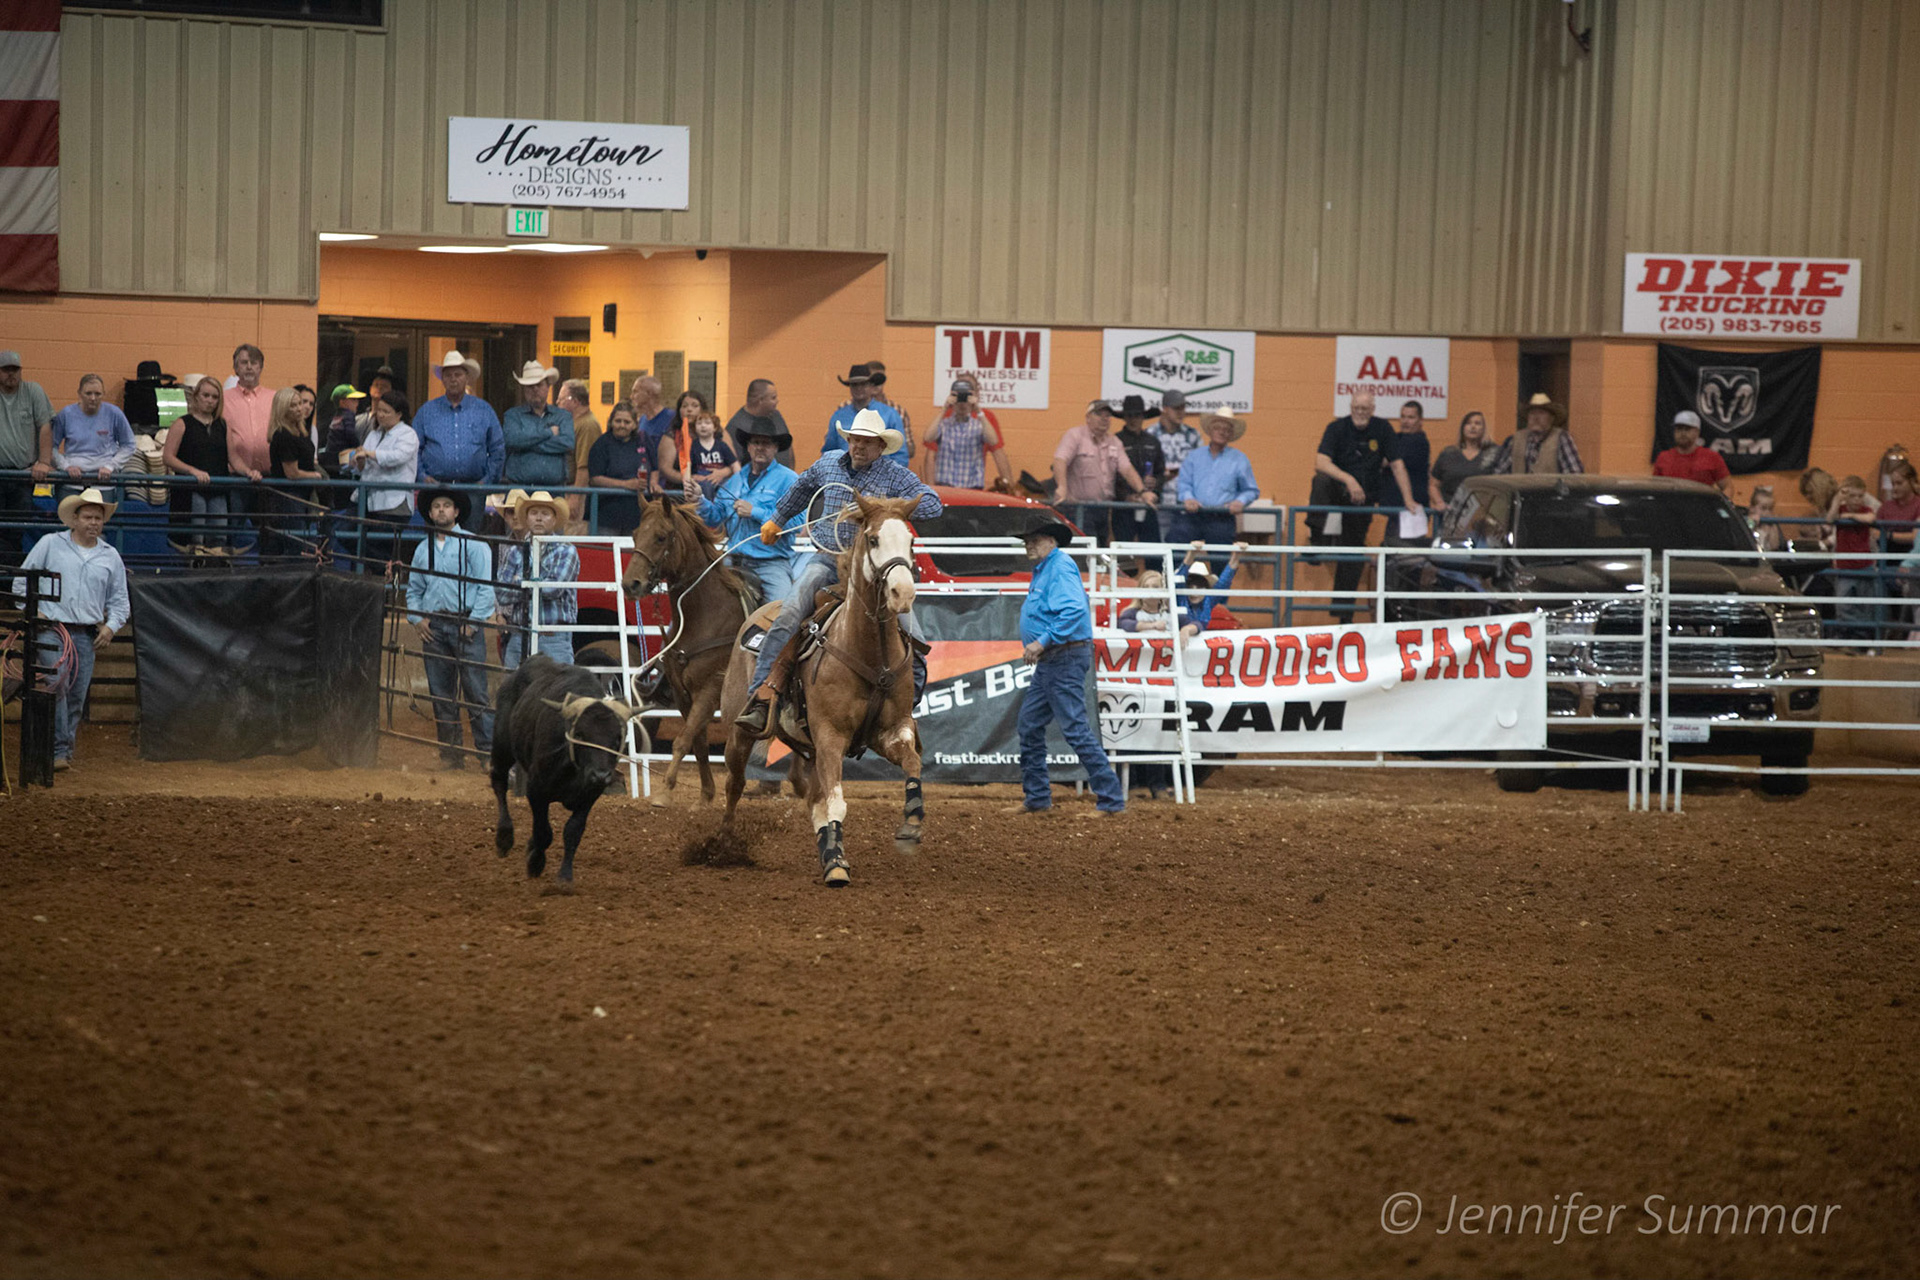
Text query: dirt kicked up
2 731 1916 1278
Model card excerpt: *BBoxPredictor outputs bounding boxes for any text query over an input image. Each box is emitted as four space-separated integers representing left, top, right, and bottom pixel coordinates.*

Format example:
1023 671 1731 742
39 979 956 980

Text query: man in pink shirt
1052 399 1153 543
222 343 272 545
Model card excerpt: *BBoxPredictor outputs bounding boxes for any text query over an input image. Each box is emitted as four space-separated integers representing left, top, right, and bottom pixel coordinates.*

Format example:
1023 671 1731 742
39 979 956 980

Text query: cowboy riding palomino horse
619 496 753 806
719 495 926 886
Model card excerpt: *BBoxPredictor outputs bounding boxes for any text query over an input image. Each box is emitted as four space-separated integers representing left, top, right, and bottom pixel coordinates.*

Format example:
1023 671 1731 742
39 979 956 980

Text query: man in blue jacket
1014 519 1125 816
502 361 574 488
692 414 799 605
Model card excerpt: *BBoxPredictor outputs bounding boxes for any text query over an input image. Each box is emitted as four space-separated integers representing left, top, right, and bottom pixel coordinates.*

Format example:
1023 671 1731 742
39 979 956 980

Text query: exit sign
508 207 548 238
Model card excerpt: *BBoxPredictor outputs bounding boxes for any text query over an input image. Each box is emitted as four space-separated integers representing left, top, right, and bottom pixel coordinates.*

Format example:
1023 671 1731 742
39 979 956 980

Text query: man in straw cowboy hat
415 350 503 529
822 363 909 463
1487 392 1584 476
1009 517 1125 816
407 486 498 768
503 360 574 489
494 489 579 669
1173 410 1261 547
11 487 130 771
735 407 942 735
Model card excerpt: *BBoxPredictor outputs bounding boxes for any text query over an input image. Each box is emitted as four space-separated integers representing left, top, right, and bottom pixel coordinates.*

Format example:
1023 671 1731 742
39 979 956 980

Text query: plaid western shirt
777 451 943 551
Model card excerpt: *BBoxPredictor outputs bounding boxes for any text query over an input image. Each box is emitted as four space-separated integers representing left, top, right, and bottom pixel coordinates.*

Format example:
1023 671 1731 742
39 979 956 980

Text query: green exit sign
507 207 548 238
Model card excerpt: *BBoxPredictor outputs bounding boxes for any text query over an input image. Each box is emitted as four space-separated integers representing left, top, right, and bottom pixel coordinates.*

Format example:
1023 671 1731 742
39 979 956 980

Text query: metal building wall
51 0 1919 340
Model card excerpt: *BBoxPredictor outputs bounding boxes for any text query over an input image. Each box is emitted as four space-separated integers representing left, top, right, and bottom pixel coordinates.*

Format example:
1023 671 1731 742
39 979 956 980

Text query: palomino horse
619 496 753 806
719 495 924 887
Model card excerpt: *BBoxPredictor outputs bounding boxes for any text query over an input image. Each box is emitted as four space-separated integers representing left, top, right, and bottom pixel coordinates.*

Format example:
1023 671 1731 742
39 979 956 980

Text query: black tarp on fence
130 567 383 764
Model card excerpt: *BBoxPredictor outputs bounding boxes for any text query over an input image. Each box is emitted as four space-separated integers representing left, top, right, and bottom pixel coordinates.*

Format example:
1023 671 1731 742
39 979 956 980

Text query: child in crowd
1826 475 1882 647
406 488 496 768
1117 570 1174 632
1746 484 1783 552
1176 540 1247 639
686 411 739 497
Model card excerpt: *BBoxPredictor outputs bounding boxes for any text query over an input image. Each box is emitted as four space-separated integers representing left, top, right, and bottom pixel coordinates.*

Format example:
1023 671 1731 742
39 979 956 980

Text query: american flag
0 0 59 293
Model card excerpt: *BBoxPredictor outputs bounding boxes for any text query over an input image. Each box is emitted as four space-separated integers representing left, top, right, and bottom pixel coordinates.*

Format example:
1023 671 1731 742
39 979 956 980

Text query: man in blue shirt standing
406 487 498 768
502 361 574 489
736 409 941 734
692 415 800 606
1014 518 1125 815
822 364 909 463
1174 411 1261 547
414 351 503 530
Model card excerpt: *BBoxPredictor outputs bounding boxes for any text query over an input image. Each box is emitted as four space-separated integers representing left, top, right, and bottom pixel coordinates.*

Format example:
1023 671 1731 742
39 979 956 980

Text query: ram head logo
1697 366 1760 434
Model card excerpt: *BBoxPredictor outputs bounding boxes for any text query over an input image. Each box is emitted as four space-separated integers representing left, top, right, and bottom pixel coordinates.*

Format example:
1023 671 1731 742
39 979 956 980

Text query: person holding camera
920 378 1012 490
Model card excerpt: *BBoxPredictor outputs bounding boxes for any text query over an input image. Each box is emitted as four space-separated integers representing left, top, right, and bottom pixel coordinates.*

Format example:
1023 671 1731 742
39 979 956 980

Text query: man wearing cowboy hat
735 407 942 734
406 486 498 767
1113 395 1168 543
822 364 909 463
694 414 802 606
11 487 130 771
502 360 575 489
1173 411 1261 547
1011 518 1125 816
494 491 579 669
415 351 504 530
1487 392 1585 476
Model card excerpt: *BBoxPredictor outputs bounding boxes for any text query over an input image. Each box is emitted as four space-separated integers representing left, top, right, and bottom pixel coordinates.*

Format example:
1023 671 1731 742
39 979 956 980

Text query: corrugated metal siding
53 0 1920 340
1603 0 1920 341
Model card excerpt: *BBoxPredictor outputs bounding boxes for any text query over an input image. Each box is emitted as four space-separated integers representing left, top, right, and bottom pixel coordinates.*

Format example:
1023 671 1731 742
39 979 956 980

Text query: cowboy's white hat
58 486 117 527
842 406 904 454
1202 411 1248 443
513 360 559 386
517 490 566 520
435 350 482 380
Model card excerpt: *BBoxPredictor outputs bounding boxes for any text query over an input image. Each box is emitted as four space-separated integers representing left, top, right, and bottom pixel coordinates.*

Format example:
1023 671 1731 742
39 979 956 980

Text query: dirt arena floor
2 726 1917 1279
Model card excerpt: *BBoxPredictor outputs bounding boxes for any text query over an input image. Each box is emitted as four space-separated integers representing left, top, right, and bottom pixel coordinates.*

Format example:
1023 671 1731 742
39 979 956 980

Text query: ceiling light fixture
418 244 514 254
318 232 378 242
511 243 611 254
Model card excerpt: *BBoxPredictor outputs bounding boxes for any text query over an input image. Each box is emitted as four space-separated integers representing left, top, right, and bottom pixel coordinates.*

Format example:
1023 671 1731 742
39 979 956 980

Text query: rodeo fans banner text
1622 253 1861 341
1096 614 1546 755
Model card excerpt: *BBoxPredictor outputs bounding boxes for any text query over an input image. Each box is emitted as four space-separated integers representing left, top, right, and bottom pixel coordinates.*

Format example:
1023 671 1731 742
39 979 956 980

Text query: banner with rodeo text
1653 344 1821 474
1095 613 1547 756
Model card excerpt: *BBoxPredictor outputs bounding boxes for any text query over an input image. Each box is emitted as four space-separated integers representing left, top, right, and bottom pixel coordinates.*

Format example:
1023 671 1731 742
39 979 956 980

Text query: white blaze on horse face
874 516 916 613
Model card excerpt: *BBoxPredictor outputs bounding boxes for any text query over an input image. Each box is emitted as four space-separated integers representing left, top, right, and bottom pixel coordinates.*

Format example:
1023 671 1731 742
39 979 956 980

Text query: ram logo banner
934 326 1050 410
1622 253 1861 340
1096 614 1546 755
1101 329 1256 412
447 116 691 210
1334 336 1450 421
1653 344 1821 473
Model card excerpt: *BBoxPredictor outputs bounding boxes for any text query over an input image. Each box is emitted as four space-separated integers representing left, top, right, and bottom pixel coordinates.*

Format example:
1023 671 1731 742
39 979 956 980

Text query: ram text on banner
934 326 1050 410
447 116 691 210
1622 253 1860 341
1334 336 1449 421
1096 613 1546 755
1101 329 1256 412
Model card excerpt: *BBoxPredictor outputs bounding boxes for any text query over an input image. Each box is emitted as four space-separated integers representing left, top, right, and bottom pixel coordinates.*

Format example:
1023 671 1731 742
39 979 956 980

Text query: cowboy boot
735 633 802 737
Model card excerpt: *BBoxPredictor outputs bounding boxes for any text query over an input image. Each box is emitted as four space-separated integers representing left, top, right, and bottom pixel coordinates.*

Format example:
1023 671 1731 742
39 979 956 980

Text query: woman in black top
266 387 326 557
160 374 234 554
1430 409 1495 506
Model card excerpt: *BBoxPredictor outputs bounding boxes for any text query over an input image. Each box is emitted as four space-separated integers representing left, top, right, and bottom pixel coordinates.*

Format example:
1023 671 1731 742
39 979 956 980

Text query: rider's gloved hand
759 519 783 546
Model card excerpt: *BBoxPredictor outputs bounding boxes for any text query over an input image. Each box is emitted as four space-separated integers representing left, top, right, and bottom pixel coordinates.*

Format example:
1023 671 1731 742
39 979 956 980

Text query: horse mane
659 497 753 600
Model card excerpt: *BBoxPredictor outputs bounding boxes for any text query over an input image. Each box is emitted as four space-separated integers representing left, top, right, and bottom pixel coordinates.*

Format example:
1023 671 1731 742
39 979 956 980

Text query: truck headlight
1770 604 1821 640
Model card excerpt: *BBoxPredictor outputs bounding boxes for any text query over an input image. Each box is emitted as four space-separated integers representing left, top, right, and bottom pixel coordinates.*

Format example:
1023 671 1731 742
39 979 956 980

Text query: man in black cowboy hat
822 363 909 462
406 485 498 767
1113 393 1166 546
1012 518 1125 816
692 414 802 604
726 378 794 469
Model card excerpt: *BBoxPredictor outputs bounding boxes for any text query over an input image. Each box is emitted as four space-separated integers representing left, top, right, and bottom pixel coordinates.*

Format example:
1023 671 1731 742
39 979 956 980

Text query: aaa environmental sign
1334 336 1450 421
934 326 1050 410
447 117 690 210
1100 329 1256 412
1095 613 1546 755
1622 253 1860 340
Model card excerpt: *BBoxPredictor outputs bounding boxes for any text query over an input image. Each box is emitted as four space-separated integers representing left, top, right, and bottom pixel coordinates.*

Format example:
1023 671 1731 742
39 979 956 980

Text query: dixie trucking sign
1621 253 1861 340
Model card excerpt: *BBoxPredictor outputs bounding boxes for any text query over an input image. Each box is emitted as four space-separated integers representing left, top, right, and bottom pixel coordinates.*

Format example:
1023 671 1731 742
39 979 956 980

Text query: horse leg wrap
817 821 849 884
903 777 925 823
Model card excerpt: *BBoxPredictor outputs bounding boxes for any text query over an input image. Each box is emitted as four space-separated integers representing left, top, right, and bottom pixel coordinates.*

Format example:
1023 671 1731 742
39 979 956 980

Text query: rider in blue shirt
1014 519 1125 815
693 415 800 605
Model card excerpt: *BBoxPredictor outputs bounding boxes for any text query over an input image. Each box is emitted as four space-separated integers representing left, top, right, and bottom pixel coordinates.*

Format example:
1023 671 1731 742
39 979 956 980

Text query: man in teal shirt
1015 519 1125 815
502 361 574 488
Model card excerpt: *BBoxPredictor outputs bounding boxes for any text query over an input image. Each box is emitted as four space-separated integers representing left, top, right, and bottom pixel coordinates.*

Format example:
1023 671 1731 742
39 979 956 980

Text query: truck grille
1592 602 1775 677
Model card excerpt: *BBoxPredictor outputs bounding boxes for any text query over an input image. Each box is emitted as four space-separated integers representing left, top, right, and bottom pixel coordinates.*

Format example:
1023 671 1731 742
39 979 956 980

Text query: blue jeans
739 554 795 610
534 627 574 665
180 490 232 552
423 621 493 760
1018 644 1124 812
500 625 525 671
1832 569 1882 640
35 625 96 761
749 553 843 692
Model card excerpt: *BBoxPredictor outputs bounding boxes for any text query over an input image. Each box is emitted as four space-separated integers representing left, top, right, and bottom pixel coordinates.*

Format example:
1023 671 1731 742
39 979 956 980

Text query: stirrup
736 692 777 740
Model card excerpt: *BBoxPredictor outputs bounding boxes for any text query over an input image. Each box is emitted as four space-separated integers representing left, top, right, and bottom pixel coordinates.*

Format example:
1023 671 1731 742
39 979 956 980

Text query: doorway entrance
317 316 538 418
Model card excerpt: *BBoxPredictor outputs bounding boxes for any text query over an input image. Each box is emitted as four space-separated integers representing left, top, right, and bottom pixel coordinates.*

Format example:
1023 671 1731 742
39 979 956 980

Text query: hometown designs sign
1334 336 1450 421
934 326 1050 410
1101 329 1256 412
1622 253 1861 341
447 117 691 210
1096 614 1546 756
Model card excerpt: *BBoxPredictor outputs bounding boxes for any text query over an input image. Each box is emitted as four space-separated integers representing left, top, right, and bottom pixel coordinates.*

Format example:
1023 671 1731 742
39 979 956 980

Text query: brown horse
619 496 754 806
719 495 924 887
